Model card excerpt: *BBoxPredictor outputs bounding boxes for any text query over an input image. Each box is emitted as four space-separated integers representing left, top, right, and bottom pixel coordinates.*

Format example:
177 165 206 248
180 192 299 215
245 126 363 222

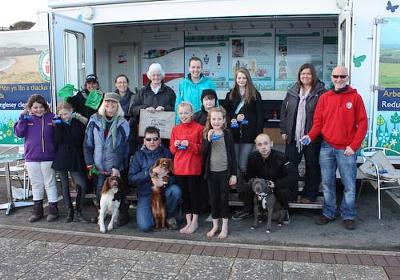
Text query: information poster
228 30 275 91
373 18 400 153
185 31 229 90
275 29 323 90
0 31 51 145
142 32 185 91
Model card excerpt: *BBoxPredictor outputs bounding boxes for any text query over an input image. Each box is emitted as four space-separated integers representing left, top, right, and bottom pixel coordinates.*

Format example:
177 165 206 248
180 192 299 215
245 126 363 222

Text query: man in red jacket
301 66 367 230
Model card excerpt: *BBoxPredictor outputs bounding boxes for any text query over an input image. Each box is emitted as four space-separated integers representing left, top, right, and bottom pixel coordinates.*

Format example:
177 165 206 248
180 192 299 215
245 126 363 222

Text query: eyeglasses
331 75 348 79
145 137 159 142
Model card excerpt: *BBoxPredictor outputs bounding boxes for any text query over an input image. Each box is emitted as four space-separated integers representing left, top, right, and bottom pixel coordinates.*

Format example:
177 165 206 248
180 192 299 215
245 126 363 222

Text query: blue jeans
136 184 181 232
319 142 357 220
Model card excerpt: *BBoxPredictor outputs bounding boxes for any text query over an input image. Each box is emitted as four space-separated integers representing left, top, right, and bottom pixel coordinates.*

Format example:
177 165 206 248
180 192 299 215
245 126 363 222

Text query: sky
0 0 49 27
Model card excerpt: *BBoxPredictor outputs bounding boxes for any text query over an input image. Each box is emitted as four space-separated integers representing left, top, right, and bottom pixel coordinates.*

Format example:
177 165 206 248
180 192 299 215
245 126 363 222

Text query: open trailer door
338 9 352 71
49 13 93 102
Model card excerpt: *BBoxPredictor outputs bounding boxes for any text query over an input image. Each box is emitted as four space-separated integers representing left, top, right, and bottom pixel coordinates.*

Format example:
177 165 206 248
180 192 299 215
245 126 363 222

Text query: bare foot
206 226 218 237
179 223 191 234
218 227 228 239
185 222 198 234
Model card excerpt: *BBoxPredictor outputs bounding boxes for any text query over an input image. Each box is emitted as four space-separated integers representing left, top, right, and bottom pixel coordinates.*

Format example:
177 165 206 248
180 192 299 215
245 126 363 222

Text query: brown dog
150 158 173 230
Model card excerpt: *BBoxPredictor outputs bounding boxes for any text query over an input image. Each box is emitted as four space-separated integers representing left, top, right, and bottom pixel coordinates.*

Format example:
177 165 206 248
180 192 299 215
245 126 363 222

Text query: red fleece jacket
170 121 203 175
308 86 368 151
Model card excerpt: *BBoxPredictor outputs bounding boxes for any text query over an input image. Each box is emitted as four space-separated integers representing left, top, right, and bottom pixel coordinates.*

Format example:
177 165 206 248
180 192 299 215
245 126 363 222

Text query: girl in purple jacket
14 94 59 222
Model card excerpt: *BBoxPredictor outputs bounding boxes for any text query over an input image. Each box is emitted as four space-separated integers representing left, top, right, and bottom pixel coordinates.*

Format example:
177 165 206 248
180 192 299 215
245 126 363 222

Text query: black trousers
285 141 321 201
176 175 201 215
207 171 230 219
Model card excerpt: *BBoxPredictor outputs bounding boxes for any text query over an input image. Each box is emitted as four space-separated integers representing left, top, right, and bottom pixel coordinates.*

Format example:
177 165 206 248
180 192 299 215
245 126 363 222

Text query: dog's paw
107 224 114 232
99 226 106 233
277 223 283 227
266 229 272 233
250 225 257 230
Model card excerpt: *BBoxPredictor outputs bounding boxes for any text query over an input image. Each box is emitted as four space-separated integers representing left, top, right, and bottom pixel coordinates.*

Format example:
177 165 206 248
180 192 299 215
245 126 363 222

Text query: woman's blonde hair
203 107 227 139
97 101 124 118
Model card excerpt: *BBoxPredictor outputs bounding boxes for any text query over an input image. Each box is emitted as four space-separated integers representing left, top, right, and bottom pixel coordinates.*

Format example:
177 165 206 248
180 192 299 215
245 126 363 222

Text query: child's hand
174 140 181 147
146 107 156 112
207 129 214 142
180 140 189 147
111 168 120 177
236 114 245 122
155 106 164 111
229 175 237 186
21 108 30 116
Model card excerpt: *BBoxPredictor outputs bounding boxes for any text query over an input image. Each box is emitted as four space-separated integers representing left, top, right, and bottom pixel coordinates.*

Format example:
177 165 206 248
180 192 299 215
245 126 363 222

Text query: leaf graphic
353 55 366 68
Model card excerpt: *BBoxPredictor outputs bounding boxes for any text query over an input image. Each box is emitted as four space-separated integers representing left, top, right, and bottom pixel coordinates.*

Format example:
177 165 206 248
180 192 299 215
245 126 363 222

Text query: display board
228 30 275 91
0 31 51 145
374 17 400 153
142 32 185 92
185 31 229 91
275 28 323 90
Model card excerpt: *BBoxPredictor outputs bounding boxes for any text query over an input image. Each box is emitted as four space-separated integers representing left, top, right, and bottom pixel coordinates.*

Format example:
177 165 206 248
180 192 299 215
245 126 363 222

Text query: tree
9 21 35 30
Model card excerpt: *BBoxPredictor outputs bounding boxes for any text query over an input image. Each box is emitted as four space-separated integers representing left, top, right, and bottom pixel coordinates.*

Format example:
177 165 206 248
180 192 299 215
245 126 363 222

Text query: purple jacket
14 112 56 162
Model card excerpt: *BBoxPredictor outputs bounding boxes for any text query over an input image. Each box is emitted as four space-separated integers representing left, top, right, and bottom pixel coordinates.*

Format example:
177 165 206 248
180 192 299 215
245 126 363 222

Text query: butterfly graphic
386 1 399 12
353 55 367 68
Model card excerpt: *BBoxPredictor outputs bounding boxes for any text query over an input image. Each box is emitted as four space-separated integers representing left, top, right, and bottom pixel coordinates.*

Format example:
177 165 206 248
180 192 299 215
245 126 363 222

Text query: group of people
14 56 367 238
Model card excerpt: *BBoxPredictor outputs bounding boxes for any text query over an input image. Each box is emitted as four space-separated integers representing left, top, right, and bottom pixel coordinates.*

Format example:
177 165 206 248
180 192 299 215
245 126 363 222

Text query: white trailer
2 0 400 158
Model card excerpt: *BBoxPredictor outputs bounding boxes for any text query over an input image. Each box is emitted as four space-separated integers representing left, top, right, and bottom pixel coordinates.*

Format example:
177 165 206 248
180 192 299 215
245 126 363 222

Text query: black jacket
115 88 136 121
52 118 86 172
193 107 208 126
131 83 176 118
280 80 325 144
245 150 297 190
202 129 237 179
224 90 264 143
67 90 99 119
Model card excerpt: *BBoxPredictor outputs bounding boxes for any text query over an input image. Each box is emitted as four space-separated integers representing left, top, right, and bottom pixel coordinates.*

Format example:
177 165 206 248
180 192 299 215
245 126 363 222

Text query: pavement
0 225 398 279
0 175 400 278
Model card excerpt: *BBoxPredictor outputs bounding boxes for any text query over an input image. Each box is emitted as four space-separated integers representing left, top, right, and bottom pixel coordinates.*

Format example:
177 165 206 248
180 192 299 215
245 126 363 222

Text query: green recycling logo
38 49 51 82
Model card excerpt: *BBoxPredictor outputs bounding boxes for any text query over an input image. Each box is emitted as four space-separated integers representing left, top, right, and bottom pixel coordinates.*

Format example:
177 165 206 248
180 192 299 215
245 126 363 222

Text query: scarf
295 87 310 152
101 115 120 149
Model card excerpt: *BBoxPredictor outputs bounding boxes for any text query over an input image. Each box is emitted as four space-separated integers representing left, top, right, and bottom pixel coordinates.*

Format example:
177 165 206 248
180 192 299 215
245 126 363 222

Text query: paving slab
176 255 233 280
131 251 188 276
229 259 282 280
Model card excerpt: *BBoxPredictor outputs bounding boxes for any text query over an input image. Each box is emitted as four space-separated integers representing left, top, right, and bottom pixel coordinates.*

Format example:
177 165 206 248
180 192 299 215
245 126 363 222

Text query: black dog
249 178 284 233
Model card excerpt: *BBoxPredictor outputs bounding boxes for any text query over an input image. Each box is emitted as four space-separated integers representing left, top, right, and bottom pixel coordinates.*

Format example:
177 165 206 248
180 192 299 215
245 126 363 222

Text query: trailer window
64 31 86 89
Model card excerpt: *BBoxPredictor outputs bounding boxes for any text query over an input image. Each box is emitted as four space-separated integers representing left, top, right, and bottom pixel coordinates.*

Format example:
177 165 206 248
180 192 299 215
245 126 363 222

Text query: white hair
146 63 165 80
97 101 124 118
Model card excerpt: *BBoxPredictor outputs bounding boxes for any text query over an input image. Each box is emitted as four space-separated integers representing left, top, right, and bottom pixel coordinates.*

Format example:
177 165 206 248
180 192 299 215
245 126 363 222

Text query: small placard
138 109 176 139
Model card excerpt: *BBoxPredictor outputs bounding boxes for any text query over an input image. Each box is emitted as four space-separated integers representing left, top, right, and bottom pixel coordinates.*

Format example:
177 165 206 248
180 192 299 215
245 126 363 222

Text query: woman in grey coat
280 63 326 203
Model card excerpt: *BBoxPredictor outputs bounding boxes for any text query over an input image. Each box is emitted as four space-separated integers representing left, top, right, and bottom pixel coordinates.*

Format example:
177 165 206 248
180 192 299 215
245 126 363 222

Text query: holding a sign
138 109 176 139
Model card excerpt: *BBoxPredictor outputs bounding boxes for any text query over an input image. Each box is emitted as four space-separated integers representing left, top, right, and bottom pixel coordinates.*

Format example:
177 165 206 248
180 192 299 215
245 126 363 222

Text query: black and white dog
249 178 284 233
98 176 121 233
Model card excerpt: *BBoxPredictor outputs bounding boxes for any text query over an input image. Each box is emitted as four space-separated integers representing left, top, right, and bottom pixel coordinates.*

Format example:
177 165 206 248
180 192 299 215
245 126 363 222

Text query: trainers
283 210 290 225
315 215 334 225
343 219 355 230
232 210 252 220
167 217 178 230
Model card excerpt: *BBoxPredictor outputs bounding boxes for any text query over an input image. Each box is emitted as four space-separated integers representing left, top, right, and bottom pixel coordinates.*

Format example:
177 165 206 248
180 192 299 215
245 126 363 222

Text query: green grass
379 62 400 87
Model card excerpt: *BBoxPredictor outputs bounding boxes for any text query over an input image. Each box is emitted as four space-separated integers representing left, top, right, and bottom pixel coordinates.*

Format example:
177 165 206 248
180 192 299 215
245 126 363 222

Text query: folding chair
358 147 400 219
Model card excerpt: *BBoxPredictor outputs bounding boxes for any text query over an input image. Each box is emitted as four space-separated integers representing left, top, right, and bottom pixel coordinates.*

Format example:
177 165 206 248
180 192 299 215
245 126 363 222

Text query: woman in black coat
224 68 264 219
52 102 89 222
280 63 326 203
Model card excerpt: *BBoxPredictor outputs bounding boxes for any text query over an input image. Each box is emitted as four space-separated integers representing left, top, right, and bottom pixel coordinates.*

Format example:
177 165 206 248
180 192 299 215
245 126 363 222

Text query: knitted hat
103 92 121 103
201 89 217 101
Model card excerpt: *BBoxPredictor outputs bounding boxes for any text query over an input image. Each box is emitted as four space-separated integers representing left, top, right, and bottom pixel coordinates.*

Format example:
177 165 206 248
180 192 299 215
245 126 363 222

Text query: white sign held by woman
138 109 176 139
